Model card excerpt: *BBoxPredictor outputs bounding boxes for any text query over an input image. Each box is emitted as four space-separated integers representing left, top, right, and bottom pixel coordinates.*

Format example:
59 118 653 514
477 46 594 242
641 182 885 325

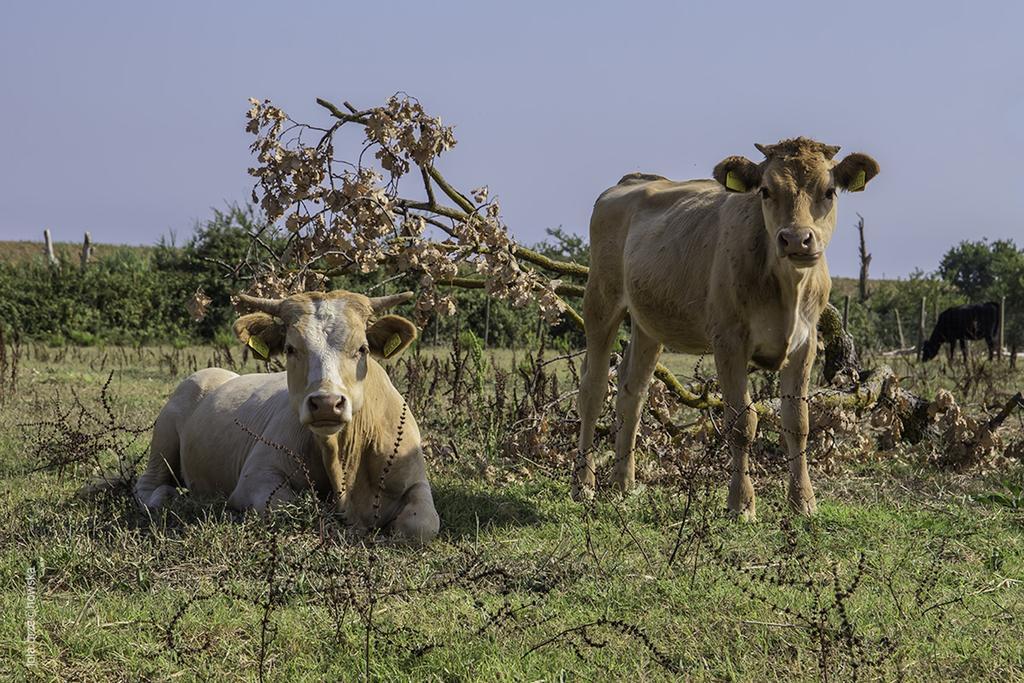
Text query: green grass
0 345 1022 681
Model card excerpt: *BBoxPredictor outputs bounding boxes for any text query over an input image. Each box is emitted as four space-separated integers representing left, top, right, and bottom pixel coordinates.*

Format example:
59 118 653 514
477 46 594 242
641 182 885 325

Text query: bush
0 208 589 349
842 272 968 350
939 239 1024 346
0 251 199 344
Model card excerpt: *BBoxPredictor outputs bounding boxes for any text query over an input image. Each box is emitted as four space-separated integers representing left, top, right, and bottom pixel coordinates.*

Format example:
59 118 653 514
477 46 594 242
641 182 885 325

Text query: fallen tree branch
438 277 585 298
988 392 1024 432
252 94 983 430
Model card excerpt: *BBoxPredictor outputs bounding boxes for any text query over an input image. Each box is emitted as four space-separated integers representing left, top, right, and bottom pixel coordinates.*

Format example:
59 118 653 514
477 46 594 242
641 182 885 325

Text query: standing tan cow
135 289 440 544
573 138 879 519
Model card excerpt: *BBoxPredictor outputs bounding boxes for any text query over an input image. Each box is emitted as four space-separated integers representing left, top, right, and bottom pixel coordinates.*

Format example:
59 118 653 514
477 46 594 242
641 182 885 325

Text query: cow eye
824 187 836 200
357 344 369 357
285 344 296 356
759 187 771 200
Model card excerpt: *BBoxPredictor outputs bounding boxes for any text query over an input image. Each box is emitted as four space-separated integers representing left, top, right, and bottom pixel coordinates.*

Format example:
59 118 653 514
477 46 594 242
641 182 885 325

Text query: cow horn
822 144 841 160
754 142 774 158
236 294 283 315
369 291 414 312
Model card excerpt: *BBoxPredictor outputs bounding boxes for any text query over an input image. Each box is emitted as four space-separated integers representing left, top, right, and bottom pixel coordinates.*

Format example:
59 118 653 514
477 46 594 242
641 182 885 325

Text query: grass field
0 342 1022 681
0 240 155 265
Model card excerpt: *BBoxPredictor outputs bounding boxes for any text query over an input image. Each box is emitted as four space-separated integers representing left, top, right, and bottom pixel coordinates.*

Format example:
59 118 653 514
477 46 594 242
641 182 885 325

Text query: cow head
713 138 880 269
920 338 941 362
232 290 417 435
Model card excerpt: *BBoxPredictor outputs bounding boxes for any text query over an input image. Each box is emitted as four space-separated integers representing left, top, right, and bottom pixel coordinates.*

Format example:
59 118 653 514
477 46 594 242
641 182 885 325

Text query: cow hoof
135 484 180 511
788 494 818 516
727 477 756 521
391 513 440 546
610 474 635 493
570 482 595 502
788 478 817 516
727 501 757 522
571 458 596 502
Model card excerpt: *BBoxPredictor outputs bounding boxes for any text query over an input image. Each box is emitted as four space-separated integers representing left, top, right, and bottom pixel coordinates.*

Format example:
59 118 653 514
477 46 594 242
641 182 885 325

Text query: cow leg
228 477 297 512
960 337 969 365
135 402 184 510
389 481 440 546
135 368 236 510
227 453 298 512
714 343 757 521
574 293 625 500
780 334 817 515
610 325 662 491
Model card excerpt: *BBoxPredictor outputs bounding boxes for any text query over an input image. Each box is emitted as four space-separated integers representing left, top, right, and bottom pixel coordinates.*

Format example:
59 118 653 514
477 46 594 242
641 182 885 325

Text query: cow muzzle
776 228 821 267
303 392 351 434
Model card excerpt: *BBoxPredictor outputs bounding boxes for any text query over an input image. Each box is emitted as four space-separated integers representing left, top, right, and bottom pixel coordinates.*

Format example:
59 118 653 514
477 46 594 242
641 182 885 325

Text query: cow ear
713 156 762 193
833 153 880 192
233 313 286 360
366 315 418 360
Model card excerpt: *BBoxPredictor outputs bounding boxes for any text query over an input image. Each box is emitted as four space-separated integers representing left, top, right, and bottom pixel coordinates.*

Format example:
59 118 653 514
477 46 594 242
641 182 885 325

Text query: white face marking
290 298 365 429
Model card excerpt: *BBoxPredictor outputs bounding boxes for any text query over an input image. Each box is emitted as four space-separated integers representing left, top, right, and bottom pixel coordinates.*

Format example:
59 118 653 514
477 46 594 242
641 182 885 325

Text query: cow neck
311 360 393 502
769 255 831 333
770 258 809 306
743 211 811 310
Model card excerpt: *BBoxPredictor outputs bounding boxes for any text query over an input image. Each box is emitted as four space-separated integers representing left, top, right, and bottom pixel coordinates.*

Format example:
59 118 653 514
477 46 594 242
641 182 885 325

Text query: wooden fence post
483 296 490 348
43 229 57 267
80 231 93 270
917 297 926 359
999 296 1006 361
895 308 905 349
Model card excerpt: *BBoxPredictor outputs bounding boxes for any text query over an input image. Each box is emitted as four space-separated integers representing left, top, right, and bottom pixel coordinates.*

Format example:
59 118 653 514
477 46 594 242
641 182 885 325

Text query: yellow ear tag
247 335 270 360
848 169 866 192
725 171 747 193
383 333 402 358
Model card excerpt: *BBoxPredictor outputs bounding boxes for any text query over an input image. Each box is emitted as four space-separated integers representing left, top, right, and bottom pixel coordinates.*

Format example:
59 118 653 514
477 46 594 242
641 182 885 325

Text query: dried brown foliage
243 95 569 323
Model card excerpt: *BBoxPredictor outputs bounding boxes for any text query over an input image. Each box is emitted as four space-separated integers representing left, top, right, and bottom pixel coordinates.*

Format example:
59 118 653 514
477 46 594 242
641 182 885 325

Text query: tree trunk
857 213 871 302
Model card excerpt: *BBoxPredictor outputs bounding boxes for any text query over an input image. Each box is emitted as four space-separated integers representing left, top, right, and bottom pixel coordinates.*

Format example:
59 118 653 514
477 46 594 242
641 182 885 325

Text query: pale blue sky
2 1 1023 277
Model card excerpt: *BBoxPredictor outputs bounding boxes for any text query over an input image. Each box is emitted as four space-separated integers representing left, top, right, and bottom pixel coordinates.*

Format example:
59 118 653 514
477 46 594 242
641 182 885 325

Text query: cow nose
306 393 346 422
777 228 815 256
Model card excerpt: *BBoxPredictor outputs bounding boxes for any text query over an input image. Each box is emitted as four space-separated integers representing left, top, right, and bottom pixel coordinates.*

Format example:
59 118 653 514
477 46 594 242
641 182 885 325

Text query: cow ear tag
247 335 270 360
725 171 747 193
383 333 402 358
847 169 866 192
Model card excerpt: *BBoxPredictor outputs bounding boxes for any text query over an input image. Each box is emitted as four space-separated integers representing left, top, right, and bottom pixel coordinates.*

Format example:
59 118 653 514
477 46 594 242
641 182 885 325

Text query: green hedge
0 252 198 345
0 212 585 348
5 212 1016 353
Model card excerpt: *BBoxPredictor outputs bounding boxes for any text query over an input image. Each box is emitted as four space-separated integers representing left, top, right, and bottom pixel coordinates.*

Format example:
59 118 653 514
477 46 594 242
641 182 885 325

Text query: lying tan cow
574 138 879 519
135 289 439 544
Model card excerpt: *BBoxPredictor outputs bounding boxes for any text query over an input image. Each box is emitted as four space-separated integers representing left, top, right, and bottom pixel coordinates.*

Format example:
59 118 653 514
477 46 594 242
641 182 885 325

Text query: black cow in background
920 302 1000 363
